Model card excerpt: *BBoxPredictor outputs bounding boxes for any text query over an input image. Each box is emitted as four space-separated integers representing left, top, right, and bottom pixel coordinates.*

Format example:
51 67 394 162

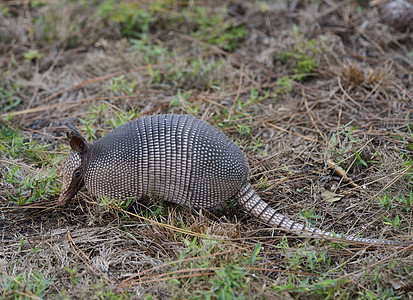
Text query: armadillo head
58 123 91 206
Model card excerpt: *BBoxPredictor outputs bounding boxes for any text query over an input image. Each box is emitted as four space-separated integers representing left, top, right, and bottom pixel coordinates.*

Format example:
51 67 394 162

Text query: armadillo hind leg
234 180 398 245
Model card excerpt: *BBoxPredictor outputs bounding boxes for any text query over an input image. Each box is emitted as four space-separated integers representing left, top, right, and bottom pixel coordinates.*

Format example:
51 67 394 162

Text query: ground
0 0 412 299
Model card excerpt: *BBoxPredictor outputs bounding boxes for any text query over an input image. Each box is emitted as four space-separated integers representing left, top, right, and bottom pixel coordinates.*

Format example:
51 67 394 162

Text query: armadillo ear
66 123 89 155
69 135 86 154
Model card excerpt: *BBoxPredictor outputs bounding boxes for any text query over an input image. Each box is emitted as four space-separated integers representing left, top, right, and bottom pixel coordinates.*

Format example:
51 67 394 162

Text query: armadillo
58 114 399 245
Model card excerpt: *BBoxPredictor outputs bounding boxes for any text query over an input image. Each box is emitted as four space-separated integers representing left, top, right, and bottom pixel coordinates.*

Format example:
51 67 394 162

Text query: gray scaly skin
58 114 399 245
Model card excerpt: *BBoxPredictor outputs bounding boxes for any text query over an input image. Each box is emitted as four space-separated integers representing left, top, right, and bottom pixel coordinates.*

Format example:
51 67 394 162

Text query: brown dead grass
1 0 413 299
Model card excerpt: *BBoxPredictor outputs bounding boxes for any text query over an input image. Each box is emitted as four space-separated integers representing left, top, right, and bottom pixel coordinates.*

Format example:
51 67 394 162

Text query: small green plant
187 6 247 51
397 190 412 210
79 104 108 140
163 58 224 90
96 0 155 38
170 89 198 114
176 237 214 263
382 215 401 230
106 109 140 129
130 35 171 64
0 85 21 113
169 239 263 299
276 50 319 80
34 1 87 46
236 123 251 136
209 264 249 299
0 4 11 16
147 64 162 84
248 137 265 155
235 88 270 111
277 76 294 92
377 193 396 210
108 75 136 95
272 278 340 295
329 121 359 152
98 1 246 51
377 191 412 234
275 25 324 80
299 207 323 225
2 272 51 299
328 121 378 172
138 197 166 220
354 151 368 167
23 49 44 61
144 294 153 300
257 176 270 188
305 250 331 274
0 125 56 164
78 105 139 140
286 249 332 274
245 242 262 266
1 125 61 204
3 165 60 204
92 282 130 300
170 89 191 108
99 196 135 214
357 287 402 300
62 266 78 285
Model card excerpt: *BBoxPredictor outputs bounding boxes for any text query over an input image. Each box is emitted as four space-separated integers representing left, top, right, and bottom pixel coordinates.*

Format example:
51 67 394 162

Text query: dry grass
1 0 412 299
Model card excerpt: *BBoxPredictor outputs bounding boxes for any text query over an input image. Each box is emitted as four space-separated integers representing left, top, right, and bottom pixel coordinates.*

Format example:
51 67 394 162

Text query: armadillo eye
74 170 82 178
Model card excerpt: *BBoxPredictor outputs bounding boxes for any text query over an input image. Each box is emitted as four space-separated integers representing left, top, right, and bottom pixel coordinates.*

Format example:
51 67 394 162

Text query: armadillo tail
234 180 398 245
